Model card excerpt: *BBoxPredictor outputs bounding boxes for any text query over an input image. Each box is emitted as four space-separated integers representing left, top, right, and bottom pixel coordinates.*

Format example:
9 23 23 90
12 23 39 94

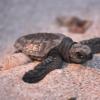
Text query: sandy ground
0 0 100 100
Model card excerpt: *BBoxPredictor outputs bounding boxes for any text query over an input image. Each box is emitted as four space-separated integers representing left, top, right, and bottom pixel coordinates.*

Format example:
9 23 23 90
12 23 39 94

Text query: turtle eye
76 52 84 59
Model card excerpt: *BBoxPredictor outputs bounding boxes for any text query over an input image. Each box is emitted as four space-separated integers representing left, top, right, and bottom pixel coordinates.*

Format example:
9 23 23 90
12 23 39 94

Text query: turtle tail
22 53 63 83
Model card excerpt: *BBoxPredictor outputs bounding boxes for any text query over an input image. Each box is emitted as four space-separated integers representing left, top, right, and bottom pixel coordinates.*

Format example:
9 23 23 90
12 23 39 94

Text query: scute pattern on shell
14 33 65 59
22 33 60 40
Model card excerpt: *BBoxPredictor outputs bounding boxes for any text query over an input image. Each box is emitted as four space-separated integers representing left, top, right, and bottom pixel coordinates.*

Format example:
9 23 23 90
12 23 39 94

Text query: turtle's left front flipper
80 38 100 54
22 53 63 83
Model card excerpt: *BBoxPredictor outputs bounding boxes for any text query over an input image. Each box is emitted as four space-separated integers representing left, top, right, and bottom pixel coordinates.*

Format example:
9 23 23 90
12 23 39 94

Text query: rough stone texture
0 57 100 100
0 0 100 100
0 53 31 70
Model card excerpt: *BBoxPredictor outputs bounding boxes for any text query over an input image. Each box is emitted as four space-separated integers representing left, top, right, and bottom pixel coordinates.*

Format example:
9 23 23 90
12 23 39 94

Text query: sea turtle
14 33 100 83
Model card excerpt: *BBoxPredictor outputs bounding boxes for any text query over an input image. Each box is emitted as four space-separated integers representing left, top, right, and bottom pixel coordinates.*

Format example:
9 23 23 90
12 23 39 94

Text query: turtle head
69 43 93 64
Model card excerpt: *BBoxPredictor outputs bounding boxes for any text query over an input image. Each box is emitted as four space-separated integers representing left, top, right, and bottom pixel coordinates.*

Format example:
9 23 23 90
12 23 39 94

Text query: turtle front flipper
22 53 63 83
80 38 100 54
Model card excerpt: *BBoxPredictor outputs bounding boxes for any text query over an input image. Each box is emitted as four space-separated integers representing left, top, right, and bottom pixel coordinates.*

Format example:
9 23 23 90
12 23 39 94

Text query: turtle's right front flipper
80 38 100 54
22 53 63 83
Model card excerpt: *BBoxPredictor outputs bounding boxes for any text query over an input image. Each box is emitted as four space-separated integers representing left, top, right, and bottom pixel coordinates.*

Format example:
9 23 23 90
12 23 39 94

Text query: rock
0 53 31 70
56 16 92 33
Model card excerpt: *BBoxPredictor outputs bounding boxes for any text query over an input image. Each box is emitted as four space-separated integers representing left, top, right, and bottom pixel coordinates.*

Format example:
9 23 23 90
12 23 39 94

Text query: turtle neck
58 37 76 62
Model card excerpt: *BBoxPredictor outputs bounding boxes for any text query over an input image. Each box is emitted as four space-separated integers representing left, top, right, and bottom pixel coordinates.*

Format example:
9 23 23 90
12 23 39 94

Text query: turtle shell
14 33 65 60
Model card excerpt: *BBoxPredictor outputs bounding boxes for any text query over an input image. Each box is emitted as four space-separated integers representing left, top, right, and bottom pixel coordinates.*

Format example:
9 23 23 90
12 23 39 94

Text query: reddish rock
1 53 31 70
56 16 92 33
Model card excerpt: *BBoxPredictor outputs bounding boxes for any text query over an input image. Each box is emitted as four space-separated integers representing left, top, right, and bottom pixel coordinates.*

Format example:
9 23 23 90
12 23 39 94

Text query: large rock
0 58 100 100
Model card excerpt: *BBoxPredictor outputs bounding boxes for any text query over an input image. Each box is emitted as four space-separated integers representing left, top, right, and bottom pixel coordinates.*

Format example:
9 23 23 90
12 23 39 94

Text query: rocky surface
0 55 100 100
0 0 100 100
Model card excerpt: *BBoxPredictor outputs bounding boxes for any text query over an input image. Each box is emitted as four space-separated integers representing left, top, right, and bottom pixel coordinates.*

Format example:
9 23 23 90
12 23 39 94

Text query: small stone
1 53 31 70
68 97 77 100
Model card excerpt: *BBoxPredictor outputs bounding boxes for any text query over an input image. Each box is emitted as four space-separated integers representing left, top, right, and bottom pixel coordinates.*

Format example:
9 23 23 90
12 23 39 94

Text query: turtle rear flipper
22 53 63 83
80 38 100 54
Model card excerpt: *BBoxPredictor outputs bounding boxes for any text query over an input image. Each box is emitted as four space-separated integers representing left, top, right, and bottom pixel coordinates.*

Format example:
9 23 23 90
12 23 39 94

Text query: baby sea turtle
14 33 100 83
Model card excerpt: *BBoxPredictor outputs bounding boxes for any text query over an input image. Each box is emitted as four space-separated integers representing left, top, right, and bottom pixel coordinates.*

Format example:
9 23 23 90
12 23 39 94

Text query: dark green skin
14 33 100 83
